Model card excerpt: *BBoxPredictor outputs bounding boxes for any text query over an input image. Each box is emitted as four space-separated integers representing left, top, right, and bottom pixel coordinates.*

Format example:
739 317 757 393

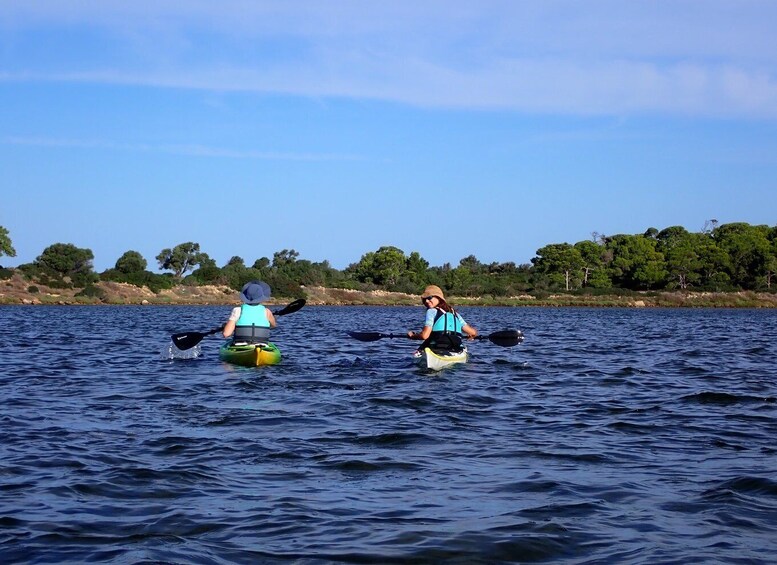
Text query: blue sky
2 1 776 273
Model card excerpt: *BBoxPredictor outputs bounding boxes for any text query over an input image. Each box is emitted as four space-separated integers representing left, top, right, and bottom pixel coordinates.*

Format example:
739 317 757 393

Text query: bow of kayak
219 341 281 367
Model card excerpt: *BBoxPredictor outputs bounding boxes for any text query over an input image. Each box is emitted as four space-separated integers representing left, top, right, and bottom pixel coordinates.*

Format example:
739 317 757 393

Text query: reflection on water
1 305 776 563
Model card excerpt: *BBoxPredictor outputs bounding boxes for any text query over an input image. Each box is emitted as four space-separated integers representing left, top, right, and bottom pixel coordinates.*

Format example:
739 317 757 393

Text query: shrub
27 285 39 294
100 269 175 294
75 285 107 300
46 278 72 289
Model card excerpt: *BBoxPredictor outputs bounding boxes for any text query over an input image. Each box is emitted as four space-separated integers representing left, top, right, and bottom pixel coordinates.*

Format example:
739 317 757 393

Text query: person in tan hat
407 285 478 352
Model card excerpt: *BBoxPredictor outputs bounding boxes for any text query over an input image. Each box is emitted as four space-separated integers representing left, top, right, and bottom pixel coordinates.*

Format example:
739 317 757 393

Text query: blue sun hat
240 280 271 304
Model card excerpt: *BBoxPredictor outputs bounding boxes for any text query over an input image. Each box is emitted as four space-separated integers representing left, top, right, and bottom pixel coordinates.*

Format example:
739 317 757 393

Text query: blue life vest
431 310 464 334
427 308 464 351
234 304 271 342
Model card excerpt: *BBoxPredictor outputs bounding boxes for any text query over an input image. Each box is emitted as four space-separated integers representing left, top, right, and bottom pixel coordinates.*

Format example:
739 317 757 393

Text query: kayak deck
414 347 468 371
219 341 281 367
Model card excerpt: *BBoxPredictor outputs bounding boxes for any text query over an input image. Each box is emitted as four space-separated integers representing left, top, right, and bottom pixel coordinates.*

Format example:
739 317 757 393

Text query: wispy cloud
0 136 363 161
3 1 777 118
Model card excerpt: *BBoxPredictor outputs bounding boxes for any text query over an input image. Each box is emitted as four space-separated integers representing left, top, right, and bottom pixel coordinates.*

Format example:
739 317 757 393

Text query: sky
2 0 776 273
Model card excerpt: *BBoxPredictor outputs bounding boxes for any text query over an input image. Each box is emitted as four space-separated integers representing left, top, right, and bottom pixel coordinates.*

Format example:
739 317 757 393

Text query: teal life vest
234 304 271 342
431 309 464 334
427 308 464 351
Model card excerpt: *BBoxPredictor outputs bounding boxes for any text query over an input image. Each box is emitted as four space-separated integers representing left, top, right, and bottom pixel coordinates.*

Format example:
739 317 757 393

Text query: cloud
0 136 362 161
3 1 777 118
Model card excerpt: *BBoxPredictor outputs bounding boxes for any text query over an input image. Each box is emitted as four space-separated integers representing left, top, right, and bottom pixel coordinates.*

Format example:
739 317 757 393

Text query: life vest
234 304 271 342
427 308 464 351
430 308 463 333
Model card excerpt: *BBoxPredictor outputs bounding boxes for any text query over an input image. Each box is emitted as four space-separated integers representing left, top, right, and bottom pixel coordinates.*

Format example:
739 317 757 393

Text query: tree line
1 221 776 298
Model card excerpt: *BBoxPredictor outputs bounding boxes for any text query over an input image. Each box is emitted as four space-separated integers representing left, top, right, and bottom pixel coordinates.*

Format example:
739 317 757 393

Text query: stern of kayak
219 341 282 367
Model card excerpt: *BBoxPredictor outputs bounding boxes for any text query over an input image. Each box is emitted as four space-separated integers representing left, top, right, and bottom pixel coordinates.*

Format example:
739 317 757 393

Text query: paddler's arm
266 309 277 328
407 326 432 340
222 306 241 337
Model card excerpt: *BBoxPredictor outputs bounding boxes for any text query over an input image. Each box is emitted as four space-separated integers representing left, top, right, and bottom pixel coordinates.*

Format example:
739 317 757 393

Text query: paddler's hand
407 331 417 339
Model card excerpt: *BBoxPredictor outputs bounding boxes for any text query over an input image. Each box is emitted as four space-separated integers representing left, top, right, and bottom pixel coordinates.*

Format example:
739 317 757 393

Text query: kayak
414 347 468 371
219 341 281 367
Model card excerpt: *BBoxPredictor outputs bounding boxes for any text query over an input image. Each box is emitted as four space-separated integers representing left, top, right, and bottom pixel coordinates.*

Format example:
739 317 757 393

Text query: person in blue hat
222 280 277 343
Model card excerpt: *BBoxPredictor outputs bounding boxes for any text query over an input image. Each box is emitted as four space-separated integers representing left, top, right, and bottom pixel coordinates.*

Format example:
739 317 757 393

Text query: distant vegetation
0 226 16 261
2 221 776 299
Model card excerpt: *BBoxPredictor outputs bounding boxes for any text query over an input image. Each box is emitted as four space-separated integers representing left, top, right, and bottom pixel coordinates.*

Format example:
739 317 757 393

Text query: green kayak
219 341 281 367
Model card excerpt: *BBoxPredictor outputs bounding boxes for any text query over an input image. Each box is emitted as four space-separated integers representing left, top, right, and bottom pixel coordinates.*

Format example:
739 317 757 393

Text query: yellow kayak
219 341 281 367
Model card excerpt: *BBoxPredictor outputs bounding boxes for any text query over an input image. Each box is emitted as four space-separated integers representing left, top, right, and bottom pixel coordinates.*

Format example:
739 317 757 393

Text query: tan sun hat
421 285 445 300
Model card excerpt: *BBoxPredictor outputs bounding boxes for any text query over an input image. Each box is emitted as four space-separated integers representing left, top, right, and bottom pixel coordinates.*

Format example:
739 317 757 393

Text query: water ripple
1 305 776 563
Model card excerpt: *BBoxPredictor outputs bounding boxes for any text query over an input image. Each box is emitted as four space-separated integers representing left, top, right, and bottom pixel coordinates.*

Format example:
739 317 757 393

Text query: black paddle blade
171 331 207 351
273 298 306 317
485 330 524 347
171 327 223 350
347 331 385 342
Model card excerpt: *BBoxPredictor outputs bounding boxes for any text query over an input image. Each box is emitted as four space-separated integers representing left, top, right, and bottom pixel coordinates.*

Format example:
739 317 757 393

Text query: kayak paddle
347 329 524 347
172 326 224 351
171 298 307 350
270 298 306 317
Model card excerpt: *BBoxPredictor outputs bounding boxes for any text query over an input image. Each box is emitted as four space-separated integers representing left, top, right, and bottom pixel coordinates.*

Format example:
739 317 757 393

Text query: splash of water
162 341 202 360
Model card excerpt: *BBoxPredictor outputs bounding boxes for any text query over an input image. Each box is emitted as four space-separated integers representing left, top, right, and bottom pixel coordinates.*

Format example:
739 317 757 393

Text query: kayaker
222 280 277 343
407 285 478 352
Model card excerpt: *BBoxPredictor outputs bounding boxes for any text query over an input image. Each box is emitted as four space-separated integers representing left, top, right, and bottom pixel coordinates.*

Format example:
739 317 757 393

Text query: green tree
693 236 730 289
272 249 299 269
765 252 777 290
532 243 585 291
458 255 484 274
0 226 16 259
190 254 221 284
375 246 409 287
271 257 336 288
35 242 98 287
656 226 691 250
406 251 430 285
218 256 251 289
446 265 475 296
156 242 206 278
574 240 609 288
713 223 772 289
605 235 667 290
664 239 702 289
765 228 777 290
350 246 408 287
484 261 533 295
115 250 147 274
656 227 701 289
252 257 271 270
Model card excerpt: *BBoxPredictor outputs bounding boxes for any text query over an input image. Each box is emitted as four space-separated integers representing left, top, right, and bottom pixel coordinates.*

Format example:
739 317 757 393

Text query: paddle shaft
347 329 523 347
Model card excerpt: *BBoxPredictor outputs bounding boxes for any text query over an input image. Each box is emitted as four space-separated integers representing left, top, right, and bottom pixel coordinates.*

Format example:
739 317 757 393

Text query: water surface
1 305 776 563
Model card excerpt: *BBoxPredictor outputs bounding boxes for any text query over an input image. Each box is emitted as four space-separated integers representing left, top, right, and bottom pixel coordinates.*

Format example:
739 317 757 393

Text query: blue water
1 305 776 564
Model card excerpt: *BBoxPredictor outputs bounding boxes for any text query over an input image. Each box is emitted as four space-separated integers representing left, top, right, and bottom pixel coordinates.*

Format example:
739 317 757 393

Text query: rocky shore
1 273 776 308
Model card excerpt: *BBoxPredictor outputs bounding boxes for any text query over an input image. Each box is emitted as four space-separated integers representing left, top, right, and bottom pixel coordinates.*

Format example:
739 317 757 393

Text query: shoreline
1 275 776 308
